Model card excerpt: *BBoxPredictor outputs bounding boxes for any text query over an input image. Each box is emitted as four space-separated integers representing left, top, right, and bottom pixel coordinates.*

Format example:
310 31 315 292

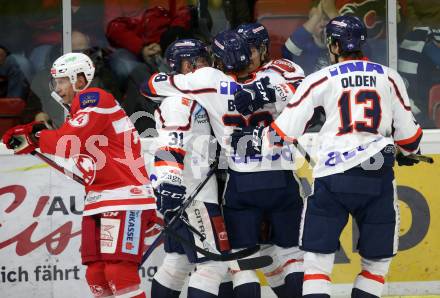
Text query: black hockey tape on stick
176 215 273 269
407 154 434 164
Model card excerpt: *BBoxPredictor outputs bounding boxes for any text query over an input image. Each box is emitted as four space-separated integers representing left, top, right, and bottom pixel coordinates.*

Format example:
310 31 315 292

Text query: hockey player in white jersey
231 16 423 298
142 31 304 298
234 23 308 297
150 39 231 298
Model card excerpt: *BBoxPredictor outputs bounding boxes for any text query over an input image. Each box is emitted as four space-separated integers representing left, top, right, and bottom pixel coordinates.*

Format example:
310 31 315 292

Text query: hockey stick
9 137 85 185
407 154 434 164
139 160 272 270
139 159 219 267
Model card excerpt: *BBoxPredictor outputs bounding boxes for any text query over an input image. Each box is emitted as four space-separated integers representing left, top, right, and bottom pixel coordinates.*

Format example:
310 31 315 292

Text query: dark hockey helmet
165 38 210 73
211 30 251 72
325 15 367 52
236 22 270 50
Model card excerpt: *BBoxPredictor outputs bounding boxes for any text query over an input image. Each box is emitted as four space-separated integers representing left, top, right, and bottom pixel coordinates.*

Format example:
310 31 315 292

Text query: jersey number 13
337 89 381 136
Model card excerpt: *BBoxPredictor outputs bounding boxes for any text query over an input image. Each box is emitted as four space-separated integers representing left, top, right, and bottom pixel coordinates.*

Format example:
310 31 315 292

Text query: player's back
153 95 218 203
277 59 418 177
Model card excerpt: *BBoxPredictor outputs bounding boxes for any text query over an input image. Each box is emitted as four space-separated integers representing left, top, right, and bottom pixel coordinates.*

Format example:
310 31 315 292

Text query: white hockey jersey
153 96 218 204
265 59 423 178
143 61 303 173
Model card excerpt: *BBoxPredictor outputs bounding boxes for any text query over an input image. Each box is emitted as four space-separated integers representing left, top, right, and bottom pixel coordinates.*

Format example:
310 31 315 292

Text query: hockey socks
151 279 180 298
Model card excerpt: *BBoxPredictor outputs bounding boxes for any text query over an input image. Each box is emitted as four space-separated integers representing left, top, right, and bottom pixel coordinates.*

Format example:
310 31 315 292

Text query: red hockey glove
2 122 47 155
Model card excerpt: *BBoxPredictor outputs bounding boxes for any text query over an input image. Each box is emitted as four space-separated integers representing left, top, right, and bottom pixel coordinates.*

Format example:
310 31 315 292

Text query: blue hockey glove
231 126 265 157
154 183 186 221
234 77 276 116
396 150 420 166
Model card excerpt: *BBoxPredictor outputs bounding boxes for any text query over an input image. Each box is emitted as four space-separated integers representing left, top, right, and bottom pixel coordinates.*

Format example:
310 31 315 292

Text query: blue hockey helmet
165 38 210 73
236 22 270 50
211 30 251 72
325 15 367 52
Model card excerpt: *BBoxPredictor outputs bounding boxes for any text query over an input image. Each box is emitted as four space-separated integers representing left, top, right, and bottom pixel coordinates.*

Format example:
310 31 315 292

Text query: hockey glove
234 77 276 116
2 122 47 155
396 150 420 166
231 126 265 157
154 183 186 222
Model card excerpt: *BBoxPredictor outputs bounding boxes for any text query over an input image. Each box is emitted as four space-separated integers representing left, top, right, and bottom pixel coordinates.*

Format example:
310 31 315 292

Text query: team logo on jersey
68 112 89 127
181 97 191 106
79 91 100 109
72 154 96 185
219 81 241 95
100 218 120 254
122 211 141 255
130 187 143 195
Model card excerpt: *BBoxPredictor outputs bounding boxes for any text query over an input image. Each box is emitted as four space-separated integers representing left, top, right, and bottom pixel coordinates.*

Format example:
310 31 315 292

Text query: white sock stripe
354 275 385 297
303 279 332 296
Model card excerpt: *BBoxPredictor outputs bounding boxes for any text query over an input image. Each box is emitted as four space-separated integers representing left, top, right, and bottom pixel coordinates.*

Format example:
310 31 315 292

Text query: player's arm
39 108 108 158
268 74 328 144
234 76 299 116
231 73 328 155
140 68 218 100
153 97 195 217
388 69 423 156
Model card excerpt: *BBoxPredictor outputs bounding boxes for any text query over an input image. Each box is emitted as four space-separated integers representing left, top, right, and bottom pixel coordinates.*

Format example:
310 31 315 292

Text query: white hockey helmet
50 52 95 92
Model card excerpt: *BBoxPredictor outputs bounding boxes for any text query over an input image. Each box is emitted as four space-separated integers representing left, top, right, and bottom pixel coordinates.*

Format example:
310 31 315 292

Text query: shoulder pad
158 96 195 128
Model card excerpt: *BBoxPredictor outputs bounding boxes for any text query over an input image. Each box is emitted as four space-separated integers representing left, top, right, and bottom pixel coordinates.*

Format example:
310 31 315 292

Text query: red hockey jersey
39 87 155 215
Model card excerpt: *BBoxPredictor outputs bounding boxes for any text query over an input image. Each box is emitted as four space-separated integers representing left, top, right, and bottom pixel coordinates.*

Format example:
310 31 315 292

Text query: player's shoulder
158 96 195 125
71 87 118 113
190 66 224 79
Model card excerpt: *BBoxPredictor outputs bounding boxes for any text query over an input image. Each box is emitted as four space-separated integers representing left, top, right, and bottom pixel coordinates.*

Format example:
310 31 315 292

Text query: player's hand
2 122 47 155
234 77 276 116
396 151 420 166
154 183 186 221
230 126 265 157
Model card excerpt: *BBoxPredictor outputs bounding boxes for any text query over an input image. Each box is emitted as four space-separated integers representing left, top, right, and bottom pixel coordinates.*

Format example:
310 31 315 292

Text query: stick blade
237 255 273 270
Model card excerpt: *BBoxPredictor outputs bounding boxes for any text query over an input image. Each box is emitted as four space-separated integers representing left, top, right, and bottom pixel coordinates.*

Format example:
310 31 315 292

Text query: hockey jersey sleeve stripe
303 274 331 281
287 77 328 108
84 197 156 211
154 160 184 170
395 126 423 152
155 148 185 166
388 77 412 111
271 122 297 143
157 146 186 156
139 75 159 97
170 75 217 94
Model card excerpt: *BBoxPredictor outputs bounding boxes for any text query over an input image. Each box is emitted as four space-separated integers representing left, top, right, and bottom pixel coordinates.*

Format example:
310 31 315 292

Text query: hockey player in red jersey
2 52 156 298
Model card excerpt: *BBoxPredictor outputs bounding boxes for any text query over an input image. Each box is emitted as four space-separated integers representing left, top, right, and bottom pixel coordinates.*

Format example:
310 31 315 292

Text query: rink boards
0 131 439 297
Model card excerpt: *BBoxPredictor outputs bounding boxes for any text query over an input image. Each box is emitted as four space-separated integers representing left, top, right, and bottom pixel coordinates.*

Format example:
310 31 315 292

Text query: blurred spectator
123 26 197 136
105 6 195 93
398 27 440 127
283 0 402 73
0 46 30 99
282 1 330 75
405 0 440 34
223 0 255 29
